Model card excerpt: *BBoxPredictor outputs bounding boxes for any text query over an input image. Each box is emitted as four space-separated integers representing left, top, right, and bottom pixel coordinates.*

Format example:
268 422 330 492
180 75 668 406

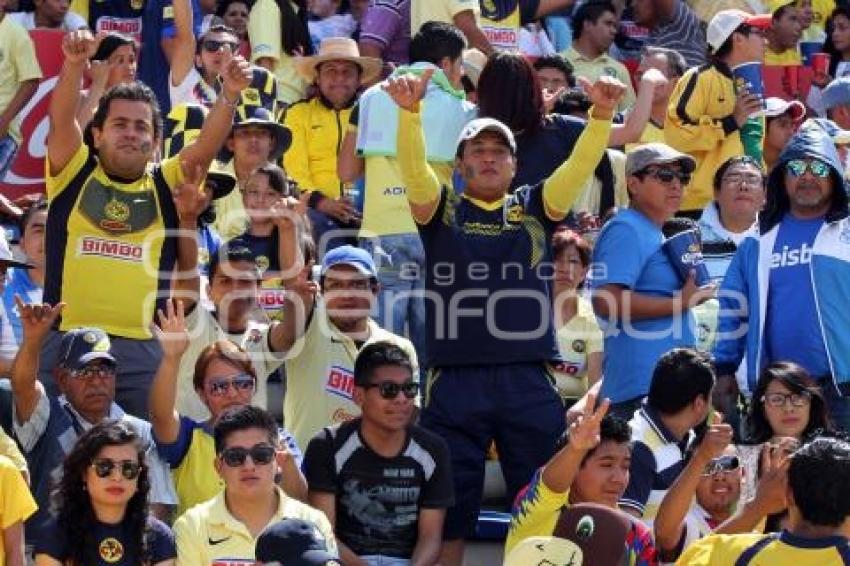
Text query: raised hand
89 59 116 88
286 262 319 306
173 162 211 222
753 442 790 516
639 67 668 91
578 75 627 118
15 297 64 344
61 30 104 65
382 67 434 112
221 46 253 100
154 299 190 359
693 416 733 465
567 392 611 452
542 86 566 114
270 196 302 230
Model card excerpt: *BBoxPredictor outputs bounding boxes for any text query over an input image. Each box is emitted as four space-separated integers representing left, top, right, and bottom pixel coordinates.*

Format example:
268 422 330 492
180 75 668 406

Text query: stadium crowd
2 0 850 564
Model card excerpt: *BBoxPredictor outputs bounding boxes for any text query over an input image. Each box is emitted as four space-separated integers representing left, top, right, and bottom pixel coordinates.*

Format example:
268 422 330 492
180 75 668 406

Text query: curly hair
51 420 152 566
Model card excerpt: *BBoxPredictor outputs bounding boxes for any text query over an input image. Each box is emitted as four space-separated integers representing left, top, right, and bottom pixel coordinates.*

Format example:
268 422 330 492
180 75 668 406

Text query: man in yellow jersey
765 0 803 66
338 21 475 368
384 68 623 565
39 29 252 418
627 46 687 150
173 405 337 565
678 436 850 565
287 38 381 255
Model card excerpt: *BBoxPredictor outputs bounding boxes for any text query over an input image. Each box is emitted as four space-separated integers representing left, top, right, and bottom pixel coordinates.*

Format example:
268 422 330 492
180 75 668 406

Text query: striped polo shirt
621 406 692 525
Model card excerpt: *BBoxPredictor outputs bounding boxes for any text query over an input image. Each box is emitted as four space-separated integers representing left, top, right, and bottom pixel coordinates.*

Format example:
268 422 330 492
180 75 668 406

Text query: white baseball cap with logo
456 118 517 156
707 9 773 52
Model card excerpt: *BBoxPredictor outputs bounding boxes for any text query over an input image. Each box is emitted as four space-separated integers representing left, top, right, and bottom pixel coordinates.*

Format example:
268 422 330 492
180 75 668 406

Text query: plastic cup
663 229 711 288
811 52 831 76
732 62 766 114
800 41 823 66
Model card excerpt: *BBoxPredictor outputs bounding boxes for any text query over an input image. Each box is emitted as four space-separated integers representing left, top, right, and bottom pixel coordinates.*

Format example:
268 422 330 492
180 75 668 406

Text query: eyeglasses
364 380 419 400
69 364 116 381
91 458 142 480
786 159 830 178
702 455 740 476
761 391 812 408
220 444 276 467
642 167 691 186
722 173 763 188
202 39 239 52
207 374 255 397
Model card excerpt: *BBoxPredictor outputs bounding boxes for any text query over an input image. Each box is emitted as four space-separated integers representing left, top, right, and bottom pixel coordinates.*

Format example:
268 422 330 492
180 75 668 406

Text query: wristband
220 90 239 109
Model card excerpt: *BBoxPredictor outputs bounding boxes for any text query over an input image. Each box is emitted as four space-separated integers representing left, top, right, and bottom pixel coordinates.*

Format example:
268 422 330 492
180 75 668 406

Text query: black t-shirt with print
304 418 454 558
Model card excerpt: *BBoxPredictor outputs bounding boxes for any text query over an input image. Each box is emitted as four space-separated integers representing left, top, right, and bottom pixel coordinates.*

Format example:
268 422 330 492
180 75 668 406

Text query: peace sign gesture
382 68 434 112
568 393 611 452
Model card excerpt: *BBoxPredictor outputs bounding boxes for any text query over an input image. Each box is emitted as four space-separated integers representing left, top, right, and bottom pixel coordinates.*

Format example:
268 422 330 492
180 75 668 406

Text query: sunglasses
364 380 419 400
761 391 812 408
786 159 830 178
202 39 239 52
220 444 276 467
91 458 142 480
643 167 691 186
207 374 255 397
702 455 740 476
69 364 116 381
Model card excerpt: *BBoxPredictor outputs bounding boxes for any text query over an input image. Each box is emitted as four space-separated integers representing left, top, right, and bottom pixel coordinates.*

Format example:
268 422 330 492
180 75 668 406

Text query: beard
790 180 831 210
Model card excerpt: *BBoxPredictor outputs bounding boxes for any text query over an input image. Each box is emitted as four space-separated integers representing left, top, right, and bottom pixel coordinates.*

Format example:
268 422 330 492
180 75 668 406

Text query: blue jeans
0 135 18 182
362 557 410 566
360 233 427 368
38 330 163 419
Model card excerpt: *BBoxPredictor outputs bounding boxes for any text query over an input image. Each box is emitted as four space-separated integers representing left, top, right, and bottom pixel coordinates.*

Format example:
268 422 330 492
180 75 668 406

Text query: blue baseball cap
822 77 850 111
58 328 116 371
320 245 377 277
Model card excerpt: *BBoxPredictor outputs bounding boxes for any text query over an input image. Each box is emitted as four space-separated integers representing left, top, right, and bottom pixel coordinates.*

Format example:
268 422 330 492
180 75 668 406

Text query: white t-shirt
169 67 214 108
7 10 87 31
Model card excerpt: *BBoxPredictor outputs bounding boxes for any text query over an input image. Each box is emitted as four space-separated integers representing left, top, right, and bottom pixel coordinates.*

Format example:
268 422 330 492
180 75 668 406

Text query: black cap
255 519 339 565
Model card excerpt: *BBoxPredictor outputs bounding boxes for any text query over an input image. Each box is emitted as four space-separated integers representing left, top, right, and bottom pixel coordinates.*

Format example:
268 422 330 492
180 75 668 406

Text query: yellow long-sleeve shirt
665 63 744 211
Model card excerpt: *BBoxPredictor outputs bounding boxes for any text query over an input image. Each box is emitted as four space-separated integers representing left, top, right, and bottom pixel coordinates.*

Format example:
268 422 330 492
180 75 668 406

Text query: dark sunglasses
643 167 691 186
202 39 239 52
207 374 255 397
702 455 740 476
220 444 276 467
364 380 419 400
69 364 117 381
786 159 830 178
91 458 142 480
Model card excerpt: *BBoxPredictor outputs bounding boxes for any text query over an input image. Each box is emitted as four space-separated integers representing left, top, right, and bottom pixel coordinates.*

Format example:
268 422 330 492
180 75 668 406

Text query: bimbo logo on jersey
770 243 813 268
325 366 355 400
78 237 144 262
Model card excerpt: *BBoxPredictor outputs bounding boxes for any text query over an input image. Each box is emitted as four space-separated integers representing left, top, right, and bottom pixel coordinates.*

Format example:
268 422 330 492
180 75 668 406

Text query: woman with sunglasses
149 299 306 517
738 362 831 505
549 229 602 406
34 420 176 566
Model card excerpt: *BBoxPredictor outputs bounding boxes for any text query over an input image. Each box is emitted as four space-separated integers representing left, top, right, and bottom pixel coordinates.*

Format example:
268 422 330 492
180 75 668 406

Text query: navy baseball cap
58 328 116 371
320 245 377 277
822 77 850 111
255 518 340 565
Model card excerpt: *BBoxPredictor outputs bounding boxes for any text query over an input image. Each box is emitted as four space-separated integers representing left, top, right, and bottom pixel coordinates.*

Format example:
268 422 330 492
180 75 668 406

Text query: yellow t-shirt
563 47 636 111
45 144 184 339
0 428 26 474
764 48 802 66
410 0 479 35
165 420 222 518
677 532 850 565
552 297 603 399
626 120 666 152
174 487 337 566
0 455 37 566
480 3 520 51
284 299 418 450
505 470 569 554
212 159 249 241
0 16 42 144
249 0 309 105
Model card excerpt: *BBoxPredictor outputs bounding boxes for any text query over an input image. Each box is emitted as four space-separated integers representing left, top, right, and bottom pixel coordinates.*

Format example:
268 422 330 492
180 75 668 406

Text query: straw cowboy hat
294 37 382 84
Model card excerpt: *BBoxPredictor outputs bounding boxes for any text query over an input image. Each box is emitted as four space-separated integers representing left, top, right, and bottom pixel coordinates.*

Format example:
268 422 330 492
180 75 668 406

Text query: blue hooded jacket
713 125 850 396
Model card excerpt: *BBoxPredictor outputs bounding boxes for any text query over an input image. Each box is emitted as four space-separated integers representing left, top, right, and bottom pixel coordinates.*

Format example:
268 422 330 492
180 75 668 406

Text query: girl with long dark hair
808 6 850 115
34 420 175 566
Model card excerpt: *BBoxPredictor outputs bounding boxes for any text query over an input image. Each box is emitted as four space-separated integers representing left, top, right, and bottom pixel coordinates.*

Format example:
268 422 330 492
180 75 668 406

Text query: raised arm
609 68 667 146
542 76 622 221
453 10 493 55
48 30 103 176
169 0 196 87
149 299 190 444
170 165 210 312
177 49 252 178
655 421 733 559
10 298 64 424
384 69 442 224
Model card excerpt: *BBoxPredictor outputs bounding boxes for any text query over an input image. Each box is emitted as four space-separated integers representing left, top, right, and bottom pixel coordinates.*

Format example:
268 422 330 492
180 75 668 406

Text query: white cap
707 9 772 52
455 118 517 154
764 97 805 120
